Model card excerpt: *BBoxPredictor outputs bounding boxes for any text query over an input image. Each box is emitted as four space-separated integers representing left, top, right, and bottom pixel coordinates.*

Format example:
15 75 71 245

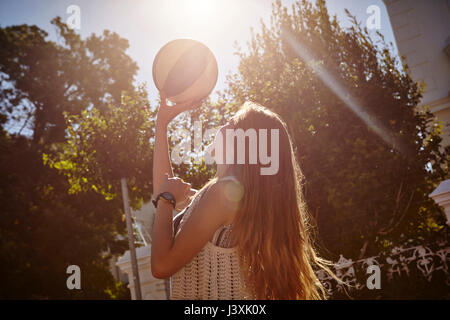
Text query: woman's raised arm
152 91 202 205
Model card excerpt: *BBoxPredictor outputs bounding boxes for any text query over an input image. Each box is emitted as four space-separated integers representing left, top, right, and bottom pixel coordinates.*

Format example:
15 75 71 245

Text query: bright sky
0 0 398 106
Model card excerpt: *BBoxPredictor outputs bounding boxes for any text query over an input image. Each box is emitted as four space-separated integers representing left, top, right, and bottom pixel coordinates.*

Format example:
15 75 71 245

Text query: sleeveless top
169 176 256 300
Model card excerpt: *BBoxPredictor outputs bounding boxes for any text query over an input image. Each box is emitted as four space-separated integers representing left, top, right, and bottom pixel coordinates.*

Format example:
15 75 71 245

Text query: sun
149 0 229 38
142 0 246 53
149 0 222 31
177 0 220 26
184 0 215 16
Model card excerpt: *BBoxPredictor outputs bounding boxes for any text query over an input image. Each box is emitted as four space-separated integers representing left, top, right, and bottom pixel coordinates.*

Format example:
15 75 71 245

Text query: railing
317 240 450 298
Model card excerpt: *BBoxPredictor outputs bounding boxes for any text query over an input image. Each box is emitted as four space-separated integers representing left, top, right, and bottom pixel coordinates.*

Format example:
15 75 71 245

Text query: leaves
45 85 156 208
219 0 449 259
0 16 137 145
0 18 136 299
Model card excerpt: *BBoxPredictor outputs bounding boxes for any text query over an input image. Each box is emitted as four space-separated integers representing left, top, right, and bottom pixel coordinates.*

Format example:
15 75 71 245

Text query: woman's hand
157 173 192 206
157 91 204 127
152 91 202 201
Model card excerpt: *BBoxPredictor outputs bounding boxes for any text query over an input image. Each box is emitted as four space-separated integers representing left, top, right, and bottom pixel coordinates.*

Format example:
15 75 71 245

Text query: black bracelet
152 192 176 209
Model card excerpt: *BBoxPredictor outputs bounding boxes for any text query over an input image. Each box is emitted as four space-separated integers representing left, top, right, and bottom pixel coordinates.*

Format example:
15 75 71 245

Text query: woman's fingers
185 183 191 195
157 92 204 124
157 175 191 203
169 178 191 202
175 178 191 190
171 98 203 113
167 176 189 187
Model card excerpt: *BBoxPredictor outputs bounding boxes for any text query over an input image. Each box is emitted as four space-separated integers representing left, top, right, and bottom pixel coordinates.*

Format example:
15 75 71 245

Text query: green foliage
216 0 449 259
44 86 156 209
0 130 130 299
0 18 137 299
0 17 137 145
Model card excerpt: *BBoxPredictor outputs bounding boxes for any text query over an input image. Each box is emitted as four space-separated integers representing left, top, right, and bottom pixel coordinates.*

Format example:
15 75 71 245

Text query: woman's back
169 176 256 300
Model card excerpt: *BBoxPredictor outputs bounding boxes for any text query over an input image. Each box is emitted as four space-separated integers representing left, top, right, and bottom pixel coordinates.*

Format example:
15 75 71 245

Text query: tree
216 0 449 259
0 17 137 298
0 17 137 145
45 86 156 210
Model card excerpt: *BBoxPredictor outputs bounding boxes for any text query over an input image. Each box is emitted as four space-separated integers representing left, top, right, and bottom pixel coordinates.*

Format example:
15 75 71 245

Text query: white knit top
169 176 256 300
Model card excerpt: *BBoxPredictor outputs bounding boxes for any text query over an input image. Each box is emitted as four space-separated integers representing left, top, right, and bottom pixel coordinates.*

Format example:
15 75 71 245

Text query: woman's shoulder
176 176 240 233
186 177 240 215
215 176 244 203
203 176 242 221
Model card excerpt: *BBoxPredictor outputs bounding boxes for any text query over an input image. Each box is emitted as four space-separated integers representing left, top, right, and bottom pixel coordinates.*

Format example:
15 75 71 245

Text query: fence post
120 177 142 300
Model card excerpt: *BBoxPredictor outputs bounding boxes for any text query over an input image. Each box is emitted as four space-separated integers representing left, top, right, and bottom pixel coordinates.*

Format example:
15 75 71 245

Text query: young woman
151 92 336 300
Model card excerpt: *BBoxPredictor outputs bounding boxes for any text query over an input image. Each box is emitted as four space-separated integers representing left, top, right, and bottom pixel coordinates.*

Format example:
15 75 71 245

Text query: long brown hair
216 101 339 299
189 101 341 299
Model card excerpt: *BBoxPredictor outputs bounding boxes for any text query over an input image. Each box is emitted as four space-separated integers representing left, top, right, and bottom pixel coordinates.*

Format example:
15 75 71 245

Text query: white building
115 201 170 300
383 0 450 146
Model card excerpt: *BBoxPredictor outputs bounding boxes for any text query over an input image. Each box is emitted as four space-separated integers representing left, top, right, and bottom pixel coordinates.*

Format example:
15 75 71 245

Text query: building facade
383 0 450 146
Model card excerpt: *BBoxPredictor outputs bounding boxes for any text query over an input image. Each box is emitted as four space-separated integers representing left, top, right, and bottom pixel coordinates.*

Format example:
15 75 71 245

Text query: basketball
152 38 218 105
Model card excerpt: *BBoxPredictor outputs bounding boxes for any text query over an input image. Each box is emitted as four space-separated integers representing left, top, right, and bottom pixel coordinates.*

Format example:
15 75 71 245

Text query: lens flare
283 29 409 156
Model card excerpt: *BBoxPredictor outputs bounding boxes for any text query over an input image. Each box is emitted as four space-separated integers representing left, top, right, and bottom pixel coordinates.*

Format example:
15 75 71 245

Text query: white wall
116 245 167 300
383 0 450 146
